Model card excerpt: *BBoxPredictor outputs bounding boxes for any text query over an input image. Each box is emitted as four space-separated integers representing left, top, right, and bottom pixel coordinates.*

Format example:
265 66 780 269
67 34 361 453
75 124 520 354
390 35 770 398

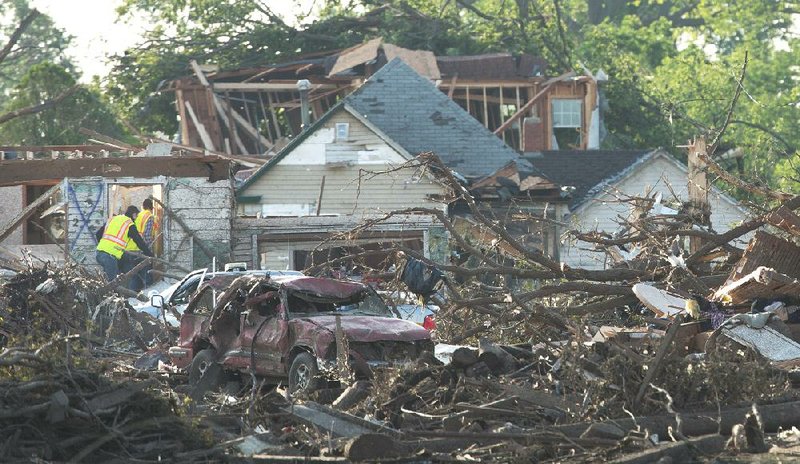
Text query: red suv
168 274 433 393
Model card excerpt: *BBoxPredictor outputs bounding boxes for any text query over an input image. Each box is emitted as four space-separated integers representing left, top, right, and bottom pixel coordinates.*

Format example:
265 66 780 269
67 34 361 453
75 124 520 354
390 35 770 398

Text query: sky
29 0 145 81
29 0 314 82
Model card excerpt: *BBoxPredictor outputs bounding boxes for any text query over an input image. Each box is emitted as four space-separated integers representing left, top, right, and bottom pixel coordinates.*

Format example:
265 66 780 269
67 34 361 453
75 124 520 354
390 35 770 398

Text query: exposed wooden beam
0 156 231 187
482 87 489 129
266 92 283 139
192 60 273 151
184 101 216 151
499 85 505 143
0 145 111 152
439 79 544 88
212 93 248 154
78 128 138 151
212 82 337 91
447 73 458 99
493 72 576 136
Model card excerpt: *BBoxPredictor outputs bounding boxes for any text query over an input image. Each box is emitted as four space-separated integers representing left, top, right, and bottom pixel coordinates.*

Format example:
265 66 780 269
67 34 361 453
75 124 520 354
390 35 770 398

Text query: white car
135 268 304 325
394 303 438 330
378 291 438 331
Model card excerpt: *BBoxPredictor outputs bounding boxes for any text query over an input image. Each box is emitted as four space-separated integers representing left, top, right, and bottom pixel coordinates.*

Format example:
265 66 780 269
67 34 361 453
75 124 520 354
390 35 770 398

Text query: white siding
560 155 752 270
241 109 445 216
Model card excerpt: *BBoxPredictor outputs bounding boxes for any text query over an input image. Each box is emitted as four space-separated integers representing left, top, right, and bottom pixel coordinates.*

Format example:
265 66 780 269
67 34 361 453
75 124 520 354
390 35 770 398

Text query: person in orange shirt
95 206 153 282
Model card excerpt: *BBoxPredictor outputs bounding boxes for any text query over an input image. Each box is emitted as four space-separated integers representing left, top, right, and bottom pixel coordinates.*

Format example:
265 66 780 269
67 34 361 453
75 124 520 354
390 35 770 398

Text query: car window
289 291 394 318
343 292 394 317
170 275 202 305
191 286 216 315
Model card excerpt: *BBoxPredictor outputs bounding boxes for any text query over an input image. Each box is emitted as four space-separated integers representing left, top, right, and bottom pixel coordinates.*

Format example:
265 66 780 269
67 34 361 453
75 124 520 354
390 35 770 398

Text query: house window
242 203 261 216
335 123 349 141
551 99 582 149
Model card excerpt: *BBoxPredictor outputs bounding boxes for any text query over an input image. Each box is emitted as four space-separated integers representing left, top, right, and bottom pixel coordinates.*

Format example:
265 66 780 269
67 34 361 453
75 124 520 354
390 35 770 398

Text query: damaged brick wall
165 177 234 271
65 176 234 274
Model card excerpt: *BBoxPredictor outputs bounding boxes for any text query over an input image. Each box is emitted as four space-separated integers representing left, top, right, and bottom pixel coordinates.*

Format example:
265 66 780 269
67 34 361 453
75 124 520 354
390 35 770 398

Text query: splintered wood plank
184 100 216 151
0 183 60 243
728 231 800 282
632 283 688 318
768 206 800 236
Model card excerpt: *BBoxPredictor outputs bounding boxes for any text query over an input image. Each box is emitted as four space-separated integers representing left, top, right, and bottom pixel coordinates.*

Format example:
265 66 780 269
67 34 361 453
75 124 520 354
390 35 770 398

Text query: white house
527 148 752 270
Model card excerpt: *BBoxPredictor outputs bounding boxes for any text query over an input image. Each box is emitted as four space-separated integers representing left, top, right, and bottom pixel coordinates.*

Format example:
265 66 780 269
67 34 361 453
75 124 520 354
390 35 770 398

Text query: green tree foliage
108 0 800 194
0 0 74 96
0 63 128 145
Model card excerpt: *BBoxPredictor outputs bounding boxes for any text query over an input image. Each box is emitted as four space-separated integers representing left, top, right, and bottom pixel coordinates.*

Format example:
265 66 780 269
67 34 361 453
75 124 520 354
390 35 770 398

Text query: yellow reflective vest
97 215 133 259
126 209 153 252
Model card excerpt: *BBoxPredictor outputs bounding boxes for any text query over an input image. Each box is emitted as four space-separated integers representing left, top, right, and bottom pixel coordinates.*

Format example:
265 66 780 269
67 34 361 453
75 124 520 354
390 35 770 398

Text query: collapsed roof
238 58 545 193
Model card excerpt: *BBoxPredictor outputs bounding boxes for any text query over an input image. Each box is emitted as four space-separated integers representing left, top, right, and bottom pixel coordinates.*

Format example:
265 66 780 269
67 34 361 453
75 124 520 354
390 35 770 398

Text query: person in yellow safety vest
95 206 153 282
122 199 157 292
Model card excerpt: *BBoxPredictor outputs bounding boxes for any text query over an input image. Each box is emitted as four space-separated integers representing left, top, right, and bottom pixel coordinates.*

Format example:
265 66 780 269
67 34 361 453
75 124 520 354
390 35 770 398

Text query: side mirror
150 294 165 308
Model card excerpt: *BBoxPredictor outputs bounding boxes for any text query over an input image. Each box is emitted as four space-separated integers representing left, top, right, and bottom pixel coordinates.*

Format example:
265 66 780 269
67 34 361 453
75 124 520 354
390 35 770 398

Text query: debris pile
0 262 168 349
257 159 800 462
2 153 800 461
0 341 214 462
0 263 106 342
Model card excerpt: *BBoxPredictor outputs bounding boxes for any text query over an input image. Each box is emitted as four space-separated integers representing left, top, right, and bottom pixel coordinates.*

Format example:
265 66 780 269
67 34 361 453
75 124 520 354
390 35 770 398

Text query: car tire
188 348 223 398
288 352 321 394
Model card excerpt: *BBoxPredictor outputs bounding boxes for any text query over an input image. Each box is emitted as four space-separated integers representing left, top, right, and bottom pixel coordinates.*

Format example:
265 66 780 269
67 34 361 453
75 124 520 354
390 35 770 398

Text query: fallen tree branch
0 9 40 67
0 85 80 125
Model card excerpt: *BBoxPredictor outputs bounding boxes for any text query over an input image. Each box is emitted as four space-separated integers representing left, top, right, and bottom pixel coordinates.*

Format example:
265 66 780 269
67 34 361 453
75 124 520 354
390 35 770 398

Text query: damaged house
526 148 752 269
0 148 235 273
170 38 604 156
233 59 561 271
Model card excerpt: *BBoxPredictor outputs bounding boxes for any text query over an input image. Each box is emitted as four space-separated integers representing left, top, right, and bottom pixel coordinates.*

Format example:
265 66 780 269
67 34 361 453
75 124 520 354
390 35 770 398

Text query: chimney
297 79 312 131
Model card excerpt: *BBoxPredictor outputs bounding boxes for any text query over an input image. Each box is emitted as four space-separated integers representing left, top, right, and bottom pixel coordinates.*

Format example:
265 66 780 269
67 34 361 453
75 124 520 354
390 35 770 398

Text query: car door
239 291 289 376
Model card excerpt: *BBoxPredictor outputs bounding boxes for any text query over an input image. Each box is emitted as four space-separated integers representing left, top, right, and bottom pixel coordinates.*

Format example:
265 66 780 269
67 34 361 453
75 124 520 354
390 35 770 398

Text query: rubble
0 341 215 462
2 159 800 462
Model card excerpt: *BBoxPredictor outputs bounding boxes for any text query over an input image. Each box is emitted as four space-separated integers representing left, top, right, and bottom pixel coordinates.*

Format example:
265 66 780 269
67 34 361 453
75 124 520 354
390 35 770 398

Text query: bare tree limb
0 9 40 67
0 85 80 125
709 50 748 155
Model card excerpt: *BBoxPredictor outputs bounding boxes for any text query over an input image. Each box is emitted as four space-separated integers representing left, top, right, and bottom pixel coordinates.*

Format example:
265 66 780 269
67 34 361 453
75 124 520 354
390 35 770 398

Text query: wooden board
632 283 688 318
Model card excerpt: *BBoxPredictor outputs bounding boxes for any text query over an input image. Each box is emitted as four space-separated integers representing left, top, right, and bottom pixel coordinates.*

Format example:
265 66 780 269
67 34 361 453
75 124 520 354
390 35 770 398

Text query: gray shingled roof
524 149 655 210
346 58 531 179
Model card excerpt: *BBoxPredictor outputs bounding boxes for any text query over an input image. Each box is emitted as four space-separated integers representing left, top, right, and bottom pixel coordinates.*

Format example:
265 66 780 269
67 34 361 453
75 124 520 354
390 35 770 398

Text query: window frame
335 122 350 141
551 99 583 128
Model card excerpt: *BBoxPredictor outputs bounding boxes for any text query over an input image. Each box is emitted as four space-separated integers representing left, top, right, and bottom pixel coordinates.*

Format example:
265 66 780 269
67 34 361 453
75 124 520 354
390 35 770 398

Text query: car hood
297 315 430 343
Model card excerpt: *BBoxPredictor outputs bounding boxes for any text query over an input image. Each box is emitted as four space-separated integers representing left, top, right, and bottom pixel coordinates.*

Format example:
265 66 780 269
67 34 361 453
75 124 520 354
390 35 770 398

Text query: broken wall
232 215 439 271
66 178 108 266
165 176 234 271
66 176 234 273
0 186 24 246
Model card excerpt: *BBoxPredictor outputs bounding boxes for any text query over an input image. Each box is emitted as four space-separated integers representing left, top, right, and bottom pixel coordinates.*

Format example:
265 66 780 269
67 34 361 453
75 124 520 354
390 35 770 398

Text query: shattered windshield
287 290 394 317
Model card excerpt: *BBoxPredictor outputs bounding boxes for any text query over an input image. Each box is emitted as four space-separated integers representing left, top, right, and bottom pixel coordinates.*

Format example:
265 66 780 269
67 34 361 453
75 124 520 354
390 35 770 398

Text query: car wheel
188 348 223 399
288 352 320 394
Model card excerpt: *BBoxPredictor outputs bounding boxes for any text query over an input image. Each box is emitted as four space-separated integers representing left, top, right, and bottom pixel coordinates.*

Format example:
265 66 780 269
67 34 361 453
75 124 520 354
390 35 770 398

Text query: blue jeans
120 253 150 292
96 251 120 281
